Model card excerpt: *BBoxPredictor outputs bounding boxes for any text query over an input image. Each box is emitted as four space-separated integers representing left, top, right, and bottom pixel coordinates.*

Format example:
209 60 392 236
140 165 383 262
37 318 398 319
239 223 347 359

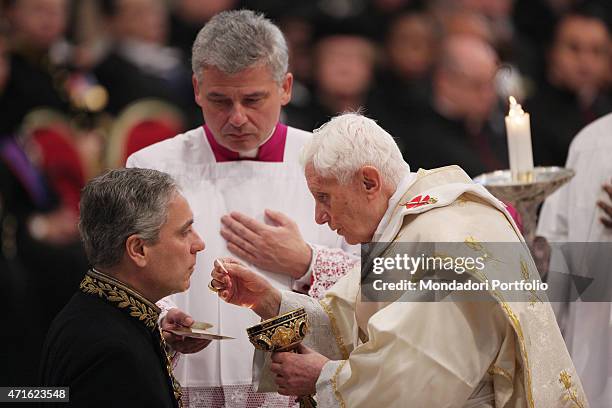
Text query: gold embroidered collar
80 269 161 331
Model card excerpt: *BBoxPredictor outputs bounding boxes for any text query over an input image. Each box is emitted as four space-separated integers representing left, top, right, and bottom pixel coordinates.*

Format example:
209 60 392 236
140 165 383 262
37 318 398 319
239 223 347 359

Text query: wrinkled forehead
304 163 342 189
304 162 323 182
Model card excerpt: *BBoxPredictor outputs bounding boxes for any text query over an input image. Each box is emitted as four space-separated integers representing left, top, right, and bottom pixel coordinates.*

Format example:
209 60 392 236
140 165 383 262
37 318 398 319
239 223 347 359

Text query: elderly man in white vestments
537 112 612 408
210 113 588 407
127 10 357 408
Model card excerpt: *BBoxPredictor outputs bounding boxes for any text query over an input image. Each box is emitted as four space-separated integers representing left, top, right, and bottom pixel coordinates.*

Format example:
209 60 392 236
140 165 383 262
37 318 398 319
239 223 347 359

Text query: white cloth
537 113 612 408
127 126 355 406
256 165 587 407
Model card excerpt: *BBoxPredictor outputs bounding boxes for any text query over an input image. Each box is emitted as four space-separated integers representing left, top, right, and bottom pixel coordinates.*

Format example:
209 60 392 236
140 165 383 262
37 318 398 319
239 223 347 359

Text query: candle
505 96 534 182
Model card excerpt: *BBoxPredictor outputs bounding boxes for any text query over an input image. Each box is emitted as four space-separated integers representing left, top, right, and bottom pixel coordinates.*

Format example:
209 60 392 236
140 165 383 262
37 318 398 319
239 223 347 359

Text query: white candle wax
505 96 534 181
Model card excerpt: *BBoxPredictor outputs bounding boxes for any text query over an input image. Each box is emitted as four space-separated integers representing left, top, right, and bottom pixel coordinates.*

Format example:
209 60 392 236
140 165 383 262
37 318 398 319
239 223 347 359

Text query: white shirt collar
237 126 276 158
372 169 417 240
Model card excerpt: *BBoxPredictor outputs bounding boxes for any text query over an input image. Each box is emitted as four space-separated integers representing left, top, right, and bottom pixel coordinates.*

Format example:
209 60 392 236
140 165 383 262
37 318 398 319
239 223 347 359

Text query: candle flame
507 95 525 116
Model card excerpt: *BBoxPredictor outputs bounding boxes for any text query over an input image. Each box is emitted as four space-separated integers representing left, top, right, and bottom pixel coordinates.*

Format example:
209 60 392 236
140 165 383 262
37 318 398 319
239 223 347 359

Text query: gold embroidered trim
464 236 498 263
465 235 485 252
463 236 533 404
79 270 182 407
519 260 530 281
488 365 513 384
331 359 348 408
158 327 183 407
559 370 586 408
319 300 350 360
461 236 535 408
80 270 160 330
499 302 535 408
520 259 543 306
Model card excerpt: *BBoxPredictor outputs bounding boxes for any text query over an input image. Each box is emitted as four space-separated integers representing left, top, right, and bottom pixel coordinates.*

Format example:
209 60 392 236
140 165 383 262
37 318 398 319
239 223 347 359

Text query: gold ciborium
247 307 316 408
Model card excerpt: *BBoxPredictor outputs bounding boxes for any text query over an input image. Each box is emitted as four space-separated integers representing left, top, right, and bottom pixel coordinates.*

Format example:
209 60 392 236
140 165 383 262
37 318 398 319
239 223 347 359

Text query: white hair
300 113 410 187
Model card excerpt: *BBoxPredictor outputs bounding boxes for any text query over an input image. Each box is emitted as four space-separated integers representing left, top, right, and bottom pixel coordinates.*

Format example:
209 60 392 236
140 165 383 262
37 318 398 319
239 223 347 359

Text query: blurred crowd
1 0 611 386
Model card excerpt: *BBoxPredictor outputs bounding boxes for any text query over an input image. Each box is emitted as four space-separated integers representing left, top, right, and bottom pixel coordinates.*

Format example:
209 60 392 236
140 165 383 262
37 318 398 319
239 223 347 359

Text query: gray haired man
40 168 206 407
127 9 356 407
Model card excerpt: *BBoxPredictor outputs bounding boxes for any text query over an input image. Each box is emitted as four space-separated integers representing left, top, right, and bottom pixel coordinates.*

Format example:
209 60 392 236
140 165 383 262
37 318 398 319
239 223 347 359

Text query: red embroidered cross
402 194 437 209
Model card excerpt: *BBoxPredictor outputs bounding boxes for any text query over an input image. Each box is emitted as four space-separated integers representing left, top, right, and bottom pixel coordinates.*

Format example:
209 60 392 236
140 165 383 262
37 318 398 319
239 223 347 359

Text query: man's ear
193 74 203 107
125 235 147 268
359 166 382 197
279 73 293 106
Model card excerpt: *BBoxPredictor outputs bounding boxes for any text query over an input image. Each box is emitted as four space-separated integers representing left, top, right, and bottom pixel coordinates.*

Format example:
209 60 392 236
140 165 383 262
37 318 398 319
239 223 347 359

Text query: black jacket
40 270 181 407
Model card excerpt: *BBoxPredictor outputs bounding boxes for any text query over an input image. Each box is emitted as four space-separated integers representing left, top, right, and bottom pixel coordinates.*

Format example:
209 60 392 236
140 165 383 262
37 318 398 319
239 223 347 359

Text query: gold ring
208 280 219 293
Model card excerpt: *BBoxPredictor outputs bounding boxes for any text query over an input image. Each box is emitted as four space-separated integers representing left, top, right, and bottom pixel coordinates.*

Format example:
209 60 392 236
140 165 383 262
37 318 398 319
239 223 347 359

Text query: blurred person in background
277 13 315 122
0 0 72 133
384 11 439 87
455 0 514 53
513 0 582 73
283 29 378 132
432 0 516 50
432 0 535 102
0 27 29 387
372 10 440 144
0 20 87 385
441 9 494 44
95 0 197 125
1 0 108 198
526 5 612 166
408 34 507 177
168 0 238 57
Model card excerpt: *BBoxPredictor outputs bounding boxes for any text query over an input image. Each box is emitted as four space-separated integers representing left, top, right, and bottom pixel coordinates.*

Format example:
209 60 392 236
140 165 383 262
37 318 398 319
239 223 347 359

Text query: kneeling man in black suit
41 168 208 407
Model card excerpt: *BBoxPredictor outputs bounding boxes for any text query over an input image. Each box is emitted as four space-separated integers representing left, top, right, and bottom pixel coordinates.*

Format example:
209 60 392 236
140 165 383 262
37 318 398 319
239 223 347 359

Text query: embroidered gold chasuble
255 166 588 408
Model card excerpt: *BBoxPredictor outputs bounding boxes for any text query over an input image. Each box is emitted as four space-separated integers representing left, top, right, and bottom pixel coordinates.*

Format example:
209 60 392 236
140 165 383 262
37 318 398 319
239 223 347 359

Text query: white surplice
128 126 354 407
537 113 612 408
